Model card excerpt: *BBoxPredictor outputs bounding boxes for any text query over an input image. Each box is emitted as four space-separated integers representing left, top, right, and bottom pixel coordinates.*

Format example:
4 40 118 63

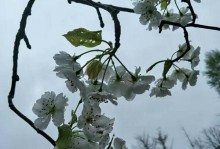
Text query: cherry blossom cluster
133 0 201 30
53 51 157 101
32 50 131 148
32 42 200 147
31 0 203 148
150 43 200 97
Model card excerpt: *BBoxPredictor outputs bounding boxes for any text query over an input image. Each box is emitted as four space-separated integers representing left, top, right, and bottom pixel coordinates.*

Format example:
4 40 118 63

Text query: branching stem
8 0 55 146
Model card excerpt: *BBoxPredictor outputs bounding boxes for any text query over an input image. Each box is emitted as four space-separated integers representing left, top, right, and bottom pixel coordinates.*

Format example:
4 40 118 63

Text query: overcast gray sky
1 0 220 148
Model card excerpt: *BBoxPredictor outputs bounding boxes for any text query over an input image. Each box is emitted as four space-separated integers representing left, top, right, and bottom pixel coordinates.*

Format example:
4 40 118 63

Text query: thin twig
182 127 195 149
67 0 134 13
95 4 104 28
23 33 31 49
158 21 190 62
172 27 190 62
8 0 55 146
182 0 197 24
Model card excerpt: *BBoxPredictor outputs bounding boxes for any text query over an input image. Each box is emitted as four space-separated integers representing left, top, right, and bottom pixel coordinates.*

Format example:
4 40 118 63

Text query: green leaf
63 28 102 48
56 125 72 149
86 60 102 80
162 59 173 79
160 0 171 10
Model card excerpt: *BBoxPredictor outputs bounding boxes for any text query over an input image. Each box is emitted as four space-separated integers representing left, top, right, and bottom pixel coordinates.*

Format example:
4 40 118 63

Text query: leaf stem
99 57 111 91
113 54 136 80
75 49 104 60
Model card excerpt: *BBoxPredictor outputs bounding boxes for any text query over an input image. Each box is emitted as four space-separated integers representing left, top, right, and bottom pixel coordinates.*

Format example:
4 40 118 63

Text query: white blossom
178 7 192 26
77 103 114 143
99 134 110 149
53 51 82 78
128 67 155 95
171 69 186 82
108 66 130 98
156 77 176 89
64 70 86 93
114 137 128 149
125 75 155 99
53 51 73 66
133 0 162 30
190 46 200 69
177 43 200 69
163 9 179 30
57 134 99 149
177 43 193 59
71 137 98 149
108 80 128 98
109 66 155 100
182 70 199 90
165 7 192 31
87 91 118 105
150 86 171 97
32 91 68 130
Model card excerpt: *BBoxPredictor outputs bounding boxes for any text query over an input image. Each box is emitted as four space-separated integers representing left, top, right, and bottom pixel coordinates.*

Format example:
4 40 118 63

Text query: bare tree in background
135 130 173 149
136 127 220 149
183 127 220 149
204 50 220 95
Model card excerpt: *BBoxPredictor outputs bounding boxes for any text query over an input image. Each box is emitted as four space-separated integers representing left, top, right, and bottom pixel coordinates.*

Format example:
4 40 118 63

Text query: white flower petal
53 51 72 65
55 93 68 109
99 134 110 148
114 137 127 149
182 78 188 90
34 115 51 130
32 103 45 116
123 88 136 101
52 111 64 126
131 81 150 94
189 70 199 86
140 75 155 84
150 87 171 97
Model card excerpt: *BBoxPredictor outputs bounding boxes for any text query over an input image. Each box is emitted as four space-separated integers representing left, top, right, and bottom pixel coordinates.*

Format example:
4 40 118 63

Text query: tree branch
8 0 55 146
111 10 121 52
95 5 104 28
172 27 190 62
159 20 220 64
182 127 196 149
188 24 220 31
67 0 134 13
